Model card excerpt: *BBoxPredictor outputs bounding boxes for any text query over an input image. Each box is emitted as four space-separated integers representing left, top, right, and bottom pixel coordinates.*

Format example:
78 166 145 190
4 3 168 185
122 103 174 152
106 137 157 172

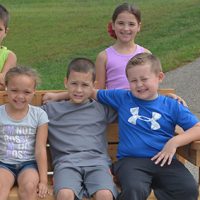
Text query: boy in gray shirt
42 58 117 200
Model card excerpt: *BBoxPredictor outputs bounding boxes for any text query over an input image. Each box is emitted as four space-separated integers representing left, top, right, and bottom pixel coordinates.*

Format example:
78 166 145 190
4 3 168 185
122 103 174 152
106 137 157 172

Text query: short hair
126 53 162 77
0 4 9 29
66 58 96 82
5 66 41 88
112 3 141 24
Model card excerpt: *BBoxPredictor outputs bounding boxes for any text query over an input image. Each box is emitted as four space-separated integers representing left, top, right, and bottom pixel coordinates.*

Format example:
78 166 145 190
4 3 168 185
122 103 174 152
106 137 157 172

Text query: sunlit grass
2 0 200 89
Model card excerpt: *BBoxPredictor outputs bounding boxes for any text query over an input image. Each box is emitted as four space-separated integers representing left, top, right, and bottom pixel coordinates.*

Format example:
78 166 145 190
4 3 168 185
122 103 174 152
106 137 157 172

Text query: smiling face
112 11 141 43
64 70 95 104
6 75 35 111
127 63 164 100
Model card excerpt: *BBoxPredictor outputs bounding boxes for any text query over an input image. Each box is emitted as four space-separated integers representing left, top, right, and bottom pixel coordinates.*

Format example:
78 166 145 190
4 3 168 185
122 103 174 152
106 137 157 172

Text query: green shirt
0 46 10 72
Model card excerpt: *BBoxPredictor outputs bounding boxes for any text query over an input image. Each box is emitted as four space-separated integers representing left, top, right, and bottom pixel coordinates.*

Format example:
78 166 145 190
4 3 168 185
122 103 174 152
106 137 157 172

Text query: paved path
160 57 200 181
161 57 200 118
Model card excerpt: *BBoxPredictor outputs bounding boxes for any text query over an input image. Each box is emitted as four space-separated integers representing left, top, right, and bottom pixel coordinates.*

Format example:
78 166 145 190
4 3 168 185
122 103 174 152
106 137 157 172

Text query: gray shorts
53 165 118 199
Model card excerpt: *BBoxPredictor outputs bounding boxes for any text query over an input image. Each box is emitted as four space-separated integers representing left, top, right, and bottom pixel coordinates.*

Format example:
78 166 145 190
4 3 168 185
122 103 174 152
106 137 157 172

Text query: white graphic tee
0 105 48 164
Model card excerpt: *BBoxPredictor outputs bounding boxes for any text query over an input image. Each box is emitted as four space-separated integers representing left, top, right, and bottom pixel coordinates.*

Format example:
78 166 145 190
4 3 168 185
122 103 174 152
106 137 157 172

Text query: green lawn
2 0 200 89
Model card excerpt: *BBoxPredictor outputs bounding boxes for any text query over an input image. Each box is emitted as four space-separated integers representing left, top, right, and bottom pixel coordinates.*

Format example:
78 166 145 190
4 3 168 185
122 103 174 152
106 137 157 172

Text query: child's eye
142 78 148 82
117 21 124 25
10 89 17 92
129 22 136 26
82 83 89 87
130 80 137 83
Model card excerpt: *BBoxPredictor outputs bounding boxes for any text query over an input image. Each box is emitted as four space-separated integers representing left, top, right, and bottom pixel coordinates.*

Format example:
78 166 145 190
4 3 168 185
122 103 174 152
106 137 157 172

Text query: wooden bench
0 89 199 200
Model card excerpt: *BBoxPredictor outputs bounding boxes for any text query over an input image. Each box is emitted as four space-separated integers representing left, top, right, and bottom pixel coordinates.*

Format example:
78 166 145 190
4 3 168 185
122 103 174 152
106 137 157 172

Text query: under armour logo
128 107 161 130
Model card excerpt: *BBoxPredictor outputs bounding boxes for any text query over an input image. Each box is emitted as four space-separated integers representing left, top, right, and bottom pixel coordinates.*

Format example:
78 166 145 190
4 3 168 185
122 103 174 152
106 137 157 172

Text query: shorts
53 165 118 199
0 160 38 177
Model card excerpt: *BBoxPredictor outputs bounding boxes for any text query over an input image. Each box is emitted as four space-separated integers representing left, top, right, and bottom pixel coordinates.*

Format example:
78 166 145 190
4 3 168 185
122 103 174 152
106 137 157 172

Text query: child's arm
35 123 48 198
42 89 99 103
151 122 200 166
0 51 17 90
95 50 107 89
43 92 69 103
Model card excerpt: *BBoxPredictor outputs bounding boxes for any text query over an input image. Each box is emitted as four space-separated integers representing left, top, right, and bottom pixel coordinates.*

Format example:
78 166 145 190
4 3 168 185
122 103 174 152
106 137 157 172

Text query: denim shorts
0 160 38 177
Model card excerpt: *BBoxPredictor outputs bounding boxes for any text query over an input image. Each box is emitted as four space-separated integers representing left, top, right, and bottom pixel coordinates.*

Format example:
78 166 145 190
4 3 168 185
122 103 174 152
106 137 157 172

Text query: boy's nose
136 81 143 87
17 93 24 98
76 85 82 92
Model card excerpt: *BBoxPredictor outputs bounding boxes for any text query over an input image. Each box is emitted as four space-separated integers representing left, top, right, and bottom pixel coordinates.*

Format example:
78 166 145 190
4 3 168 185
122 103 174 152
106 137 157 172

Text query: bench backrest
0 89 175 173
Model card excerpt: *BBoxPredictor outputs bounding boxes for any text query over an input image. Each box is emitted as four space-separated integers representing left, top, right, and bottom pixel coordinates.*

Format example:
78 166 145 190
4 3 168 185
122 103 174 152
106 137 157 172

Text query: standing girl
95 3 151 89
0 67 49 200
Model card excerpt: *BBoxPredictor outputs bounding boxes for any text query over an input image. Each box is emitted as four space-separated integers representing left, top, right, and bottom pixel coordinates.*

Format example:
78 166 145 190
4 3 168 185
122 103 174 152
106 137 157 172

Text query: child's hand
37 182 48 198
42 92 58 104
151 138 177 166
167 93 188 107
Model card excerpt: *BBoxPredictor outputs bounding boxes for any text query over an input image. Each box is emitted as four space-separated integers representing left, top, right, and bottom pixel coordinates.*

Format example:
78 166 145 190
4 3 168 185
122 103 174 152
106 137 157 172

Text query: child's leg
84 165 118 200
53 166 83 200
56 189 75 200
0 168 15 200
94 189 113 200
113 158 153 200
17 168 39 200
153 159 198 200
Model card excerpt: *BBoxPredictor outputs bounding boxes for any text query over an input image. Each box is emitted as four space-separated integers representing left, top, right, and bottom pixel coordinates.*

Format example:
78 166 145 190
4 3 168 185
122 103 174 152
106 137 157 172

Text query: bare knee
18 181 38 199
57 188 74 200
0 182 12 200
94 189 113 200
0 170 15 200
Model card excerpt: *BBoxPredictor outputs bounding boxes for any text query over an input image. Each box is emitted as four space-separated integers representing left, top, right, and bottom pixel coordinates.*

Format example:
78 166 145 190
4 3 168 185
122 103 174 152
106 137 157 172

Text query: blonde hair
126 53 162 77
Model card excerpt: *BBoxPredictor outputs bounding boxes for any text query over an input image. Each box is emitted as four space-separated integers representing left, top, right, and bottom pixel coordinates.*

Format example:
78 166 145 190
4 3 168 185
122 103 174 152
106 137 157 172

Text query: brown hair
66 58 96 82
0 4 9 29
112 3 141 24
5 66 41 88
126 53 162 77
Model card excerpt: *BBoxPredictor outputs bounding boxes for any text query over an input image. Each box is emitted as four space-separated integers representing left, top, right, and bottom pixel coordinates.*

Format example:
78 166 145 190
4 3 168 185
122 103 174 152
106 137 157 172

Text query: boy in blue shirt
95 53 200 200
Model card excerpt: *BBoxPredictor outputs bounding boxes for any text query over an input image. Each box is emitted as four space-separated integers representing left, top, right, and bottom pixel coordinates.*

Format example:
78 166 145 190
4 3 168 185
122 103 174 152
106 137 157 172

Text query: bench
0 89 199 200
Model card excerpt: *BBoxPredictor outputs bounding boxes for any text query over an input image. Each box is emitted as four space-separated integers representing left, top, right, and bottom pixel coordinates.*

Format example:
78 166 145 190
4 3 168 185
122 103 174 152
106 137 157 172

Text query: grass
1 0 200 89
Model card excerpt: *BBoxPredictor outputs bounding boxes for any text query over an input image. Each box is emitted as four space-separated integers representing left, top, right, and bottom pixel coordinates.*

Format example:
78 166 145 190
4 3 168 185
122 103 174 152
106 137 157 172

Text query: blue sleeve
97 89 126 110
176 103 199 131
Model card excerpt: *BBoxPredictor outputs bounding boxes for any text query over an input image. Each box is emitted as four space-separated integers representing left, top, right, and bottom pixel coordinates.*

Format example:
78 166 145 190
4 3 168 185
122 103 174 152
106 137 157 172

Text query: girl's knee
18 181 38 198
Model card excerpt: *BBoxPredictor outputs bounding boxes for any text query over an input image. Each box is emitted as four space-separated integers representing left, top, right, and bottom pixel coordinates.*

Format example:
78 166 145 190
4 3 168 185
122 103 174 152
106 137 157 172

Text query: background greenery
1 0 200 89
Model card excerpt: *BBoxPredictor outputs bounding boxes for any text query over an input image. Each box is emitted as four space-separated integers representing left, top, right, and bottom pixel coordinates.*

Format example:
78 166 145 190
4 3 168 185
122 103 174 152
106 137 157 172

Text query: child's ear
158 72 165 83
64 77 68 89
111 22 115 31
137 22 141 33
5 27 9 34
94 80 98 89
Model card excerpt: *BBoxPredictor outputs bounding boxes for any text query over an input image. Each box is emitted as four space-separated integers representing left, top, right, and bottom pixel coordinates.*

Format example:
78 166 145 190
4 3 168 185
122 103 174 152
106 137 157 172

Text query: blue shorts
0 160 38 177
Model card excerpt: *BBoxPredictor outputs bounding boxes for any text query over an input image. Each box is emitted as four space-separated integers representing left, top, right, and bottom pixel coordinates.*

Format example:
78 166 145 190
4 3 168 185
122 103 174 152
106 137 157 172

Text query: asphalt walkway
160 57 200 182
